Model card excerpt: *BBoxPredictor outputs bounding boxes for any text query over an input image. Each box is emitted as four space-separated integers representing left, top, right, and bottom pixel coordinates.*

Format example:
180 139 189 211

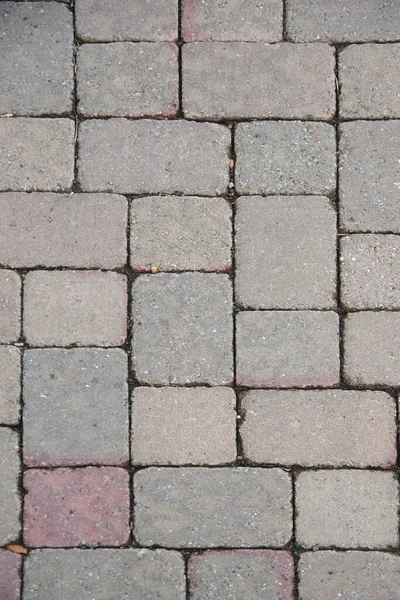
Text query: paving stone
235 121 336 196
130 196 232 272
236 311 339 388
0 428 20 545
183 42 335 120
339 44 400 119
0 118 74 192
188 550 294 600
340 234 400 309
23 348 128 467
286 0 400 42
0 193 127 269
78 119 230 195
241 390 396 467
0 270 21 344
299 551 400 600
235 196 336 309
77 42 179 117
339 120 400 233
132 387 236 465
296 470 399 548
182 0 283 42
24 467 129 547
76 0 178 41
24 271 127 347
132 273 233 385
0 346 20 425
134 467 292 547
0 2 73 115
0 550 21 600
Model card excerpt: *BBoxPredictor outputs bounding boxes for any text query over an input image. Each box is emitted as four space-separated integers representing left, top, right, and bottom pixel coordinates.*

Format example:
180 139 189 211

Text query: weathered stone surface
0 270 20 344
0 345 20 425
0 428 20 545
0 550 21 600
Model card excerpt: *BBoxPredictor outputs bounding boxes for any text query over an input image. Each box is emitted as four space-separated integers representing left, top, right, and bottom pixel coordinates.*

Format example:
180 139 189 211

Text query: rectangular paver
0 550 21 600
0 428 20 545
0 270 21 344
0 346 20 425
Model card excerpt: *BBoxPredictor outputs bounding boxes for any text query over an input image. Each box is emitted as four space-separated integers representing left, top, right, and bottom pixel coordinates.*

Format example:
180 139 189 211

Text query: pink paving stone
0 550 21 600
24 467 129 548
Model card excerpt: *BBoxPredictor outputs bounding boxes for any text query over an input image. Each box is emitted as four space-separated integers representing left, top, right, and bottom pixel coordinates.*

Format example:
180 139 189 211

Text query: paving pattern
0 0 399 598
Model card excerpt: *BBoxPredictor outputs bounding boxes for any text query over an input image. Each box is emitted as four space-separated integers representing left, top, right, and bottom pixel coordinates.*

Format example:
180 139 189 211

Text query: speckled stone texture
0 345 20 425
0 428 20 545
0 550 21 600
0 270 21 344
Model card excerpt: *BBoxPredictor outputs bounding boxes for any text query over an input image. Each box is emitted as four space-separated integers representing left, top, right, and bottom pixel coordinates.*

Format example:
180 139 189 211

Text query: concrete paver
0 550 21 600
0 345 21 425
0 270 21 344
0 428 20 545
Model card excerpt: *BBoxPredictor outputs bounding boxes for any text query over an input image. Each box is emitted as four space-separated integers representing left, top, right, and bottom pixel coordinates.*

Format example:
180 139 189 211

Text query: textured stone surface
0 270 20 344
0 428 20 545
340 234 400 309
132 273 233 385
130 196 232 272
236 311 340 388
0 550 21 600
241 390 396 467
24 467 130 547
24 271 127 346
188 550 295 600
343 312 400 386
235 121 336 195
78 119 230 195
0 345 20 425
0 193 127 268
296 470 399 548
0 2 73 115
77 42 178 117
339 121 400 233
134 467 292 547
132 387 236 465
23 349 128 467
183 42 335 120
235 196 336 309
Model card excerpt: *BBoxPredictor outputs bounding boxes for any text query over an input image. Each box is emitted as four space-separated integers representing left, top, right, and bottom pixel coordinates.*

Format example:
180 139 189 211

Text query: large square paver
0 345 20 425
0 550 21 600
0 428 20 545
0 270 21 343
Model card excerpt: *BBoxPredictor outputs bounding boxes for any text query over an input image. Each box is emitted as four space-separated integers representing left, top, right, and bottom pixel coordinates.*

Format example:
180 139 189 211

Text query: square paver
132 387 236 465
0 428 20 545
0 550 21 600
236 311 340 388
0 345 20 425
23 348 129 467
235 196 336 309
0 270 21 343
132 273 233 385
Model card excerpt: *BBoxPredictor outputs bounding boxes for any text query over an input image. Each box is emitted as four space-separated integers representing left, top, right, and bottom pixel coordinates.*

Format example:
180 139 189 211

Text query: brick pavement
0 1 399 598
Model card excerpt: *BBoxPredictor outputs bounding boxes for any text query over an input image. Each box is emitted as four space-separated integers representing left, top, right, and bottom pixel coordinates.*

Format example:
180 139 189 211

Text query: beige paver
0 270 21 344
0 346 20 425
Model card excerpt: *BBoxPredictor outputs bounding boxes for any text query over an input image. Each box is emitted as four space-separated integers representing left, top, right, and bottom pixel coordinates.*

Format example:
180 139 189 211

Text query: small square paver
130 196 232 272
23 348 129 467
340 234 400 309
235 121 336 196
77 42 178 117
339 44 400 119
343 312 400 386
76 0 178 41
132 273 233 385
132 387 236 465
0 550 21 600
339 121 400 233
24 271 127 347
0 270 21 344
0 345 20 425
235 196 336 309
296 470 399 549
188 550 294 600
0 428 20 545
24 467 130 547
236 311 340 388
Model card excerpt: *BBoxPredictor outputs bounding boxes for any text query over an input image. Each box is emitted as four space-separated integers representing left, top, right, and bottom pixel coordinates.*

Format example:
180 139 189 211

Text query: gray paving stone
0 118 74 191
134 467 292 547
23 348 128 467
182 0 283 42
343 312 400 387
183 42 335 120
76 0 178 41
235 196 336 309
236 311 340 388
24 271 127 346
339 120 400 233
130 196 232 272
340 234 400 309
188 550 295 600
77 42 179 117
0 345 20 425
0 428 20 545
0 270 21 343
287 0 400 42
296 470 399 548
0 550 21 600
235 121 336 196
78 119 230 195
0 192 127 269
241 390 396 467
339 44 400 119
299 551 400 600
132 387 236 465
132 273 233 385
